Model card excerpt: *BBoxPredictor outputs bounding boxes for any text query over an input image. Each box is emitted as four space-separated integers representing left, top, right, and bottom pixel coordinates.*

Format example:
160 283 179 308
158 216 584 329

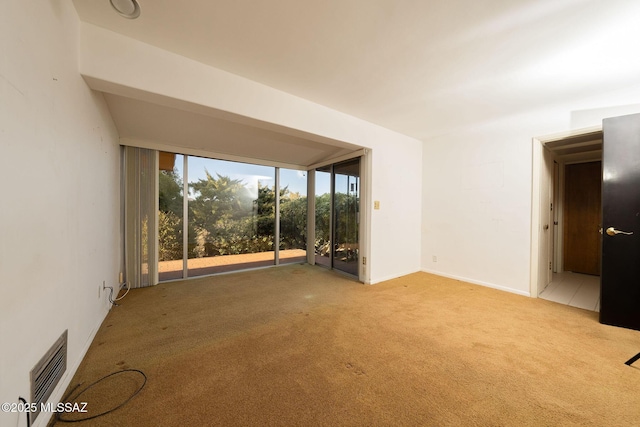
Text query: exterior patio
158 249 307 280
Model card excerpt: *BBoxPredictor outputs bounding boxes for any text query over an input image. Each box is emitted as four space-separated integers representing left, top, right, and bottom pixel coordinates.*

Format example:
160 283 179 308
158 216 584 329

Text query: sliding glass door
315 166 332 268
314 158 360 277
333 159 360 276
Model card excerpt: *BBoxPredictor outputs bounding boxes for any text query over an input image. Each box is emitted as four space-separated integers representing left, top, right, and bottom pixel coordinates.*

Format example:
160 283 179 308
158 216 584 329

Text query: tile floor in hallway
539 272 601 312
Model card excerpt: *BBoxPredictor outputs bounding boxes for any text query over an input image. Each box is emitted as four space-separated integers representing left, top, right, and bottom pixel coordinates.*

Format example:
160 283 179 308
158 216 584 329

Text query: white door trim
530 125 602 298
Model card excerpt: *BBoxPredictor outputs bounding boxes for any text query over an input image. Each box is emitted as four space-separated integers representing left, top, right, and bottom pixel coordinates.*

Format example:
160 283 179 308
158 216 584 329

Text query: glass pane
315 166 332 268
187 157 275 277
279 169 307 265
158 153 184 281
333 159 360 276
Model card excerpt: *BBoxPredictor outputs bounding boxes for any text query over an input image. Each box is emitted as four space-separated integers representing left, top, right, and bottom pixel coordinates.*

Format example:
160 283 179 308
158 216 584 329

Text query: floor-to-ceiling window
279 168 308 265
157 152 308 281
187 157 276 277
158 152 184 282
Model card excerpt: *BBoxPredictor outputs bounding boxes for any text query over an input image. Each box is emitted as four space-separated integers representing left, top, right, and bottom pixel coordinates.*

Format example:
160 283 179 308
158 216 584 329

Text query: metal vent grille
30 330 67 421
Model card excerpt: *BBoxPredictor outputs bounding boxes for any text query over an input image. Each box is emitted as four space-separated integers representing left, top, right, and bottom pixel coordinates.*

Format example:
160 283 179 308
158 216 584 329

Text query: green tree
188 171 254 257
158 169 183 261
315 193 331 246
254 183 276 238
159 170 183 215
158 210 183 261
160 169 311 259
189 171 252 229
280 191 307 249
334 192 359 245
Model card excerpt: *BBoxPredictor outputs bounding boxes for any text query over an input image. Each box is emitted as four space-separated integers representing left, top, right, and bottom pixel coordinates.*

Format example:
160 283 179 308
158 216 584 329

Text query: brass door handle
606 227 634 236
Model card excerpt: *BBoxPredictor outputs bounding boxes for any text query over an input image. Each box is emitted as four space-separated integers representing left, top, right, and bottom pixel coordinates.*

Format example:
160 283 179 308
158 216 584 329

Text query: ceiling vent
110 0 141 19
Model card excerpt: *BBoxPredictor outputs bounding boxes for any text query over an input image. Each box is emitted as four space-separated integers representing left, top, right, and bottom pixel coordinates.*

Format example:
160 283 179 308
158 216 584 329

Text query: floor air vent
30 330 67 421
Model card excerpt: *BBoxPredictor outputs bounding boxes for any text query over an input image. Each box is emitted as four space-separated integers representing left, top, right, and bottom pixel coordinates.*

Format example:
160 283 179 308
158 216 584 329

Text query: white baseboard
420 268 531 297
367 269 422 285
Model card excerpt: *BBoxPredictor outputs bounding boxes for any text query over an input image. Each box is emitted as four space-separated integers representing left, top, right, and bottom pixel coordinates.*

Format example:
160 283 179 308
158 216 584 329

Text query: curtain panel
124 146 158 288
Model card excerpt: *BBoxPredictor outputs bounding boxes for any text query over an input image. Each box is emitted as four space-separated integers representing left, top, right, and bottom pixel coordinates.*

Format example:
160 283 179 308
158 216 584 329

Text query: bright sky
170 154 364 201
172 155 331 197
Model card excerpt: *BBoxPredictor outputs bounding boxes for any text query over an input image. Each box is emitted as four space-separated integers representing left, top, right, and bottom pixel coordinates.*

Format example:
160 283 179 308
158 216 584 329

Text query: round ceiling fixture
110 0 140 19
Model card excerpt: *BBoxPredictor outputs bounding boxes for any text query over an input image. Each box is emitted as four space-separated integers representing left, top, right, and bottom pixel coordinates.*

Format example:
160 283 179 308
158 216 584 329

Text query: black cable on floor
55 369 147 423
18 397 30 427
625 352 640 366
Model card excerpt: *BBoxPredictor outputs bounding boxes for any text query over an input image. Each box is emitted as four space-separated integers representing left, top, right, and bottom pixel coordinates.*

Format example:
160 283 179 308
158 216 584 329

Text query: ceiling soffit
103 93 363 169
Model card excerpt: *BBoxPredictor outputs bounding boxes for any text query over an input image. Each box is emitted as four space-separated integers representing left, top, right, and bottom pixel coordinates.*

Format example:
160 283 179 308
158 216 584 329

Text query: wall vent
30 330 67 421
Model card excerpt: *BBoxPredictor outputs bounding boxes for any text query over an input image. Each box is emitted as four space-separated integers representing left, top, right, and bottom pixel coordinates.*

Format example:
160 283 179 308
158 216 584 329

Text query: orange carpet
50 265 640 426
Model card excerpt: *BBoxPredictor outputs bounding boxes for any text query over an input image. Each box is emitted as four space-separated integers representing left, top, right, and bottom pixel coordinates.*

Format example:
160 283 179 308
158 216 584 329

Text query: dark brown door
563 161 602 275
600 113 640 331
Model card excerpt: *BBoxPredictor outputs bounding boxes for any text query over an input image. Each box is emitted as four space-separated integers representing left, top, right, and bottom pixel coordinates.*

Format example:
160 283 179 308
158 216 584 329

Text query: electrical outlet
98 284 101 298
432 255 437 262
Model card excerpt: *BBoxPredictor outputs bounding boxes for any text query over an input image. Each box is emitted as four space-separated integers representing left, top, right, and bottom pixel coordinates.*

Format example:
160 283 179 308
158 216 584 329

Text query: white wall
421 86 640 296
78 23 423 284
367 143 422 283
0 2 121 426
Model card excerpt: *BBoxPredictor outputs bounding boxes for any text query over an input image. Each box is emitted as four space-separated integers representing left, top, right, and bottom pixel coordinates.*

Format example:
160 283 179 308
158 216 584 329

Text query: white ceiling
73 0 640 159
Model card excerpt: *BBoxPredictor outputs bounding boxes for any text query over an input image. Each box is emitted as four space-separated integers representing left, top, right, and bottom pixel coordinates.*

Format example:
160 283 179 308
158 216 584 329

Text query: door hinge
362 257 366 265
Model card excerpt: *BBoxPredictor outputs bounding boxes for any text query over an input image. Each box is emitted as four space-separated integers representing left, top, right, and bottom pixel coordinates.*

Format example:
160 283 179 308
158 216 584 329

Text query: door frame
530 126 602 297
306 150 371 284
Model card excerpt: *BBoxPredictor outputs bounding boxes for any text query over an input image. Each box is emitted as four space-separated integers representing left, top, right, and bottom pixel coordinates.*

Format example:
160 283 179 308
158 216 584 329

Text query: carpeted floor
50 264 640 426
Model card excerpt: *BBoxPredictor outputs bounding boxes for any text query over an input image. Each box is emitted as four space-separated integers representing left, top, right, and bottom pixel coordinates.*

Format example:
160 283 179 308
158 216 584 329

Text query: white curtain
124 146 158 288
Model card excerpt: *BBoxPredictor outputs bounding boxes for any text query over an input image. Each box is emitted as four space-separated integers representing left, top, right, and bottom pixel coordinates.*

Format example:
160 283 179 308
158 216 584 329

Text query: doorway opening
531 128 603 311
